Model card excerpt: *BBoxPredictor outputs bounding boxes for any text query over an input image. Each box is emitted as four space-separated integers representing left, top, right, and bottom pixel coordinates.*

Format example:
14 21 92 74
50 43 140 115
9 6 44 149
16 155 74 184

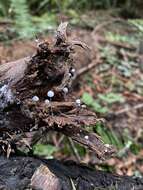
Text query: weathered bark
0 156 143 190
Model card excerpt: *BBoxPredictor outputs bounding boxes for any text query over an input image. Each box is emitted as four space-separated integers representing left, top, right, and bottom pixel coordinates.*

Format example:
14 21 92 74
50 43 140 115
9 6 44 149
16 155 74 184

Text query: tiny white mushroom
17 130 21 134
16 100 21 105
32 96 39 102
35 39 39 43
90 183 94 187
30 128 34 132
45 99 50 104
105 148 108 153
63 87 68 94
47 90 54 115
84 135 89 140
75 99 81 106
68 73 72 77
105 144 110 148
81 104 86 108
71 68 75 74
47 90 54 98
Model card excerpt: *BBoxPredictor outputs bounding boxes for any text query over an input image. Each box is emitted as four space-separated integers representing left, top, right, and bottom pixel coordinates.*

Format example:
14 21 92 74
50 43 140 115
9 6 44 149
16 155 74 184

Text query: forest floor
0 10 143 177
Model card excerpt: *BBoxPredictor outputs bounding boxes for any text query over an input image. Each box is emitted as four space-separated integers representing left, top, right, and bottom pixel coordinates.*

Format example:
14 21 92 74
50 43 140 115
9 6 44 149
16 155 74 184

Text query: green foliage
128 19 143 34
117 128 142 157
117 61 133 77
61 138 86 157
28 0 117 13
98 92 125 104
82 92 108 114
10 0 36 38
94 123 123 149
32 13 57 32
136 79 143 95
7 0 57 39
84 74 96 90
94 123 142 156
100 46 119 66
106 32 137 45
33 144 57 158
0 0 137 19
0 0 10 17
0 0 141 40
82 92 124 114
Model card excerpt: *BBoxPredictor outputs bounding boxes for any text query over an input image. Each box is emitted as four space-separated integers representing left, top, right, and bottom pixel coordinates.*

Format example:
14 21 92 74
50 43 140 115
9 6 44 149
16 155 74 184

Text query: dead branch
76 55 101 77
109 103 143 117
99 38 136 50
92 18 124 34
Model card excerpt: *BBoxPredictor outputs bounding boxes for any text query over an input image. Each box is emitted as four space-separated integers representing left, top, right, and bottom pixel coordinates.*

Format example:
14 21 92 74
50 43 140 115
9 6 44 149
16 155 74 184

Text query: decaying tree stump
0 22 115 158
0 23 143 190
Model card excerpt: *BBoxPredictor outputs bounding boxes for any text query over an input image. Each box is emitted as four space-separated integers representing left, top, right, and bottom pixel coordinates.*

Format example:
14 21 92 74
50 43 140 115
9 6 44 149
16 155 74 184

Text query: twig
109 103 143 116
99 38 136 50
70 178 77 190
92 18 125 34
68 137 81 162
118 50 139 59
76 56 101 78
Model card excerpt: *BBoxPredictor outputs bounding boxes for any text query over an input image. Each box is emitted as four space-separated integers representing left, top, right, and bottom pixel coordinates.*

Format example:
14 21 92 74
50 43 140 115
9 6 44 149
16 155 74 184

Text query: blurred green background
0 0 143 39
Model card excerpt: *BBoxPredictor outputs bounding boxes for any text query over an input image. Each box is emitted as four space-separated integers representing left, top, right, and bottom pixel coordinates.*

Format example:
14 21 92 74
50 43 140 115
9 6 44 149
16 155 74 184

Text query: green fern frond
0 0 10 17
10 0 36 38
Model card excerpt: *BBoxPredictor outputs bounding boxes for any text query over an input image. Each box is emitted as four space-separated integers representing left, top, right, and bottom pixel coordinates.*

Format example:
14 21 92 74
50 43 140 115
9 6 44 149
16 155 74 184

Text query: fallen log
0 156 143 190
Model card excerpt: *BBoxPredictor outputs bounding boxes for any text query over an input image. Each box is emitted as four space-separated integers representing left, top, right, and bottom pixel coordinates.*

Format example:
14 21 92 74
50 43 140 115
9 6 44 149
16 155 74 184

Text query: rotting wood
0 22 116 159
0 156 143 190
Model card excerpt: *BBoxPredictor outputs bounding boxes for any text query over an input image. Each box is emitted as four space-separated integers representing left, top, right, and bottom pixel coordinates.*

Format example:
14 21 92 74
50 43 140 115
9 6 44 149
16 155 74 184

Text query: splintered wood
31 164 61 190
0 22 116 159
